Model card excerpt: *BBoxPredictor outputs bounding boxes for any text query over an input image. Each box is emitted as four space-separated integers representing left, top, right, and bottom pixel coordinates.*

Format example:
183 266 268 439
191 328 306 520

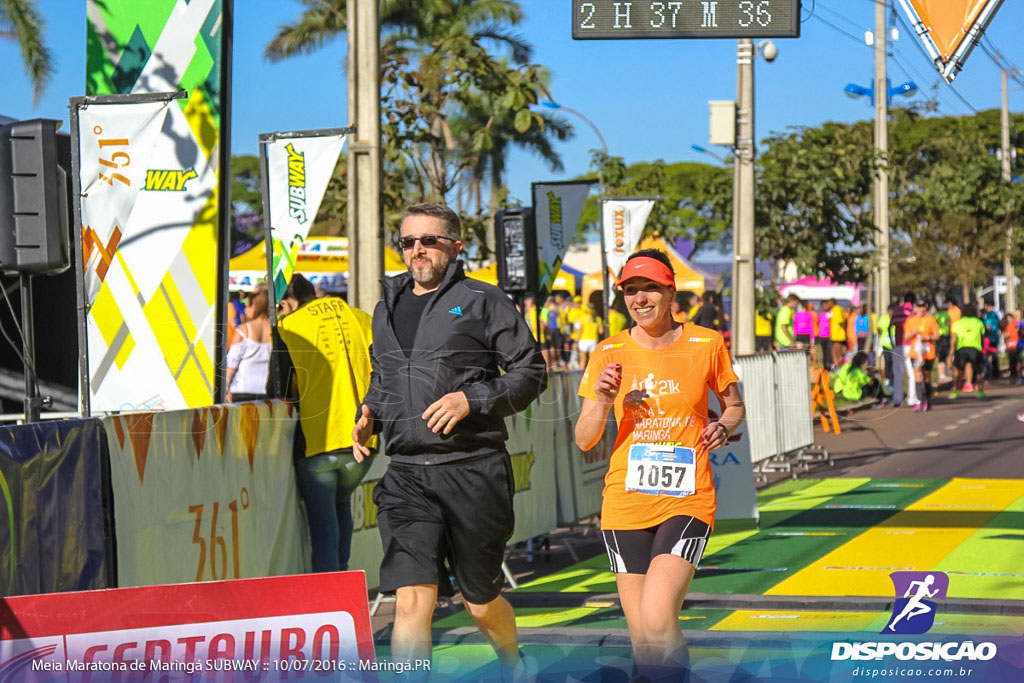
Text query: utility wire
808 13 868 47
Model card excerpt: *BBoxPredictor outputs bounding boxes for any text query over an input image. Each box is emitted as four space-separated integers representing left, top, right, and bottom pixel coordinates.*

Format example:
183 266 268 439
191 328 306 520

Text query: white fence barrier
735 351 818 468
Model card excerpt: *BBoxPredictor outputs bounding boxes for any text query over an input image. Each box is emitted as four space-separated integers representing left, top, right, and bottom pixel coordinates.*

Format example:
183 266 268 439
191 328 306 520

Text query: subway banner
85 0 226 410
261 130 348 301
0 572 377 679
600 196 657 277
532 181 594 292
100 401 307 587
75 96 219 412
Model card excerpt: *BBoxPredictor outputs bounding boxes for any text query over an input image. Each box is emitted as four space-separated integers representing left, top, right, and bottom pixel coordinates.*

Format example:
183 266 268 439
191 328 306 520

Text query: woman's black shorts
601 515 711 575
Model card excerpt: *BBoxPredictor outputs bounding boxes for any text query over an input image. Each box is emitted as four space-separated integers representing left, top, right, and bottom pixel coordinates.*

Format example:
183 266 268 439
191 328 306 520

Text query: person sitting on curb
833 352 882 404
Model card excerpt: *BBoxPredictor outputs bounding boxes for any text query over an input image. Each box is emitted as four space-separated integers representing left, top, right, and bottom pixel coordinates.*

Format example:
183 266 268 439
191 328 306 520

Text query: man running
904 299 939 412
353 203 546 679
949 304 986 399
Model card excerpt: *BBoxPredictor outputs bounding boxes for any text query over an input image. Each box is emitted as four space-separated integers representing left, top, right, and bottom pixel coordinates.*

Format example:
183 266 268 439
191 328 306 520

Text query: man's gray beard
410 262 445 289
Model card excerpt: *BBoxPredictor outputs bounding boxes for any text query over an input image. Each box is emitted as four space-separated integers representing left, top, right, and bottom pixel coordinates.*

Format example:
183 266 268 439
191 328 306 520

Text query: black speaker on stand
0 119 70 422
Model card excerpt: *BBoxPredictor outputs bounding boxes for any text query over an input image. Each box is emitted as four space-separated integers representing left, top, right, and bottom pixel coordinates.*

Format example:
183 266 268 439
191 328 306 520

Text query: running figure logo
882 571 949 634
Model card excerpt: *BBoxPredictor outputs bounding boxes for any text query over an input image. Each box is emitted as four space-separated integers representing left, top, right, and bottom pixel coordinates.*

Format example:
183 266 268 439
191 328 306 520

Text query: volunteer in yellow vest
575 301 604 369
523 295 545 345
608 296 630 337
272 274 376 572
755 310 772 353
828 299 848 368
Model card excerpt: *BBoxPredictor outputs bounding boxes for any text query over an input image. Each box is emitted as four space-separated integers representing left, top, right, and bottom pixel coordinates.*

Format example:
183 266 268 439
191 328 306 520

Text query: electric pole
732 39 756 357
1002 68 1017 313
347 0 383 312
874 0 890 314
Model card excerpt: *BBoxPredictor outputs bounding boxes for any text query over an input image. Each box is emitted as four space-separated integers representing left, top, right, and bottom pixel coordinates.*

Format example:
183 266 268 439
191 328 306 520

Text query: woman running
575 249 745 681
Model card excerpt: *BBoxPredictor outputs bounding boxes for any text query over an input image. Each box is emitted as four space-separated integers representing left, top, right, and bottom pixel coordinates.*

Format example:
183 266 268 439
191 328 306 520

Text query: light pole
690 144 727 164
732 38 777 358
844 75 917 317
541 100 608 154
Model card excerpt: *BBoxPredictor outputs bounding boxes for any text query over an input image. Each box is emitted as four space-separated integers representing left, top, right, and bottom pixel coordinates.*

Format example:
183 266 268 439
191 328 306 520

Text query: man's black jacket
361 261 547 465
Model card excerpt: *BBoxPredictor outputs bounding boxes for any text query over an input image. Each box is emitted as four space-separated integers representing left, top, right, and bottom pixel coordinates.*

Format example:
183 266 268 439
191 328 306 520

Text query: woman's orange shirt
579 325 739 531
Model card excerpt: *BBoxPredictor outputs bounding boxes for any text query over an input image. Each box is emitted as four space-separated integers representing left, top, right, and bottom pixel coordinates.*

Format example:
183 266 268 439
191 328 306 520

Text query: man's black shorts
545 328 564 352
936 336 950 361
373 451 514 604
954 347 983 371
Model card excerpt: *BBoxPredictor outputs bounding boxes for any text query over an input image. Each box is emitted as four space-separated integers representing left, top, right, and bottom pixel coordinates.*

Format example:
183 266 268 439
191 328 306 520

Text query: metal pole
1001 69 1017 313
20 274 39 423
215 0 235 404
733 39 756 357
874 0 891 313
347 0 383 313
558 105 608 154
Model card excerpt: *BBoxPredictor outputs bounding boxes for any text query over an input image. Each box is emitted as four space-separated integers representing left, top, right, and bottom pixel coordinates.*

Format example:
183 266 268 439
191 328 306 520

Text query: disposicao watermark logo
830 571 998 664
884 571 948 635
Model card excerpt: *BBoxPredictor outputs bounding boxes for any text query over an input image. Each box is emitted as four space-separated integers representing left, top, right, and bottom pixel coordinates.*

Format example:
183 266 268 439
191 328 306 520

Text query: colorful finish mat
515 478 1024 603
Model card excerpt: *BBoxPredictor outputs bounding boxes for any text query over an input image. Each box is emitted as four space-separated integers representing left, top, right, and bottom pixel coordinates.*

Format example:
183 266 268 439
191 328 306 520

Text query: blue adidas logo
449 306 463 316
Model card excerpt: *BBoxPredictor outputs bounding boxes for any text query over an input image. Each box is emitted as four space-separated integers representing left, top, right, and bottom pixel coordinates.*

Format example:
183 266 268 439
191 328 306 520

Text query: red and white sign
0 573 376 681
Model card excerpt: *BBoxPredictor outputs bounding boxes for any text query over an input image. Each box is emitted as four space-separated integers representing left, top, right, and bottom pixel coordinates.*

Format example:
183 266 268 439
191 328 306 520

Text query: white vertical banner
76 95 219 412
263 131 347 300
601 197 657 278
533 181 594 292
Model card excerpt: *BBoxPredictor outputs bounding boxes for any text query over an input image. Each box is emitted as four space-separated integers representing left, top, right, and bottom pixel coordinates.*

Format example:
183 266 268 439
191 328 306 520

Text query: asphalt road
812 381 1024 479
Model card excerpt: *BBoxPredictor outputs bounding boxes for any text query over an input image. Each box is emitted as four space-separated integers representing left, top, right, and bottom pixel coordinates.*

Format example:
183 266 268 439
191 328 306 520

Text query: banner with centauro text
77 97 219 411
263 131 348 301
85 0 227 410
601 197 657 278
100 401 306 586
533 181 594 293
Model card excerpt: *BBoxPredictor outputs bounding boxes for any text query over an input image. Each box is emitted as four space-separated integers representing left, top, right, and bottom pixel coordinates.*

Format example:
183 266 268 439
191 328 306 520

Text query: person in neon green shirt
774 294 799 349
833 351 880 402
877 306 895 395
935 307 952 382
949 304 986 398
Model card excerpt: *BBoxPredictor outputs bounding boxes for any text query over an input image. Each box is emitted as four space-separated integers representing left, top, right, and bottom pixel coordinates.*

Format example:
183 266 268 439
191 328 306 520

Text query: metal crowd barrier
735 350 830 479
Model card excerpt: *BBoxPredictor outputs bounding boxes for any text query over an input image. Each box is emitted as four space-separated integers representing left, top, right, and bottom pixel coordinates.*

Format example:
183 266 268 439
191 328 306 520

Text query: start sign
572 0 801 39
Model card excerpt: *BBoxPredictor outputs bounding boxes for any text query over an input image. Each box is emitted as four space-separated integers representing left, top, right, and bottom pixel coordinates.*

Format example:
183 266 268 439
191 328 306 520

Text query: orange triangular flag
190 409 207 459
125 413 154 485
239 404 261 472
900 0 1004 82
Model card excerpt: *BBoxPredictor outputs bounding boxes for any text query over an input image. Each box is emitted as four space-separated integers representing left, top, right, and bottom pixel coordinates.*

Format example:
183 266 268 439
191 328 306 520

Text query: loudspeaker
494 207 537 293
0 119 70 275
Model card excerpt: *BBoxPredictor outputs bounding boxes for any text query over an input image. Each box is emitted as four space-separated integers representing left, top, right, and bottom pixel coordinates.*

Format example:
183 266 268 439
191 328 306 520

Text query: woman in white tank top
226 283 273 402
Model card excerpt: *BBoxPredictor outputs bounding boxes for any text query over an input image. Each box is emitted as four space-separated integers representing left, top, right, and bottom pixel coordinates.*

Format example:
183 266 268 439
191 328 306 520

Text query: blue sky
4 0 1023 207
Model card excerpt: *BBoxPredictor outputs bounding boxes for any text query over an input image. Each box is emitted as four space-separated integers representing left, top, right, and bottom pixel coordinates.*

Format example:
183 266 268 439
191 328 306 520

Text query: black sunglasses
399 234 455 250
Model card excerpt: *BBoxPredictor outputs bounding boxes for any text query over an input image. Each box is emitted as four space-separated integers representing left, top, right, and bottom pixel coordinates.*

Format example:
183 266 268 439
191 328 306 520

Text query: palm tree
265 0 546 211
1 0 52 105
451 91 574 256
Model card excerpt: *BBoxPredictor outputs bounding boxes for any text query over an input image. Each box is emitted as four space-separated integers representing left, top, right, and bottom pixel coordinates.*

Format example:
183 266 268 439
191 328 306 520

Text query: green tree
451 95 573 259
580 153 731 250
266 0 555 250
1 0 52 104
